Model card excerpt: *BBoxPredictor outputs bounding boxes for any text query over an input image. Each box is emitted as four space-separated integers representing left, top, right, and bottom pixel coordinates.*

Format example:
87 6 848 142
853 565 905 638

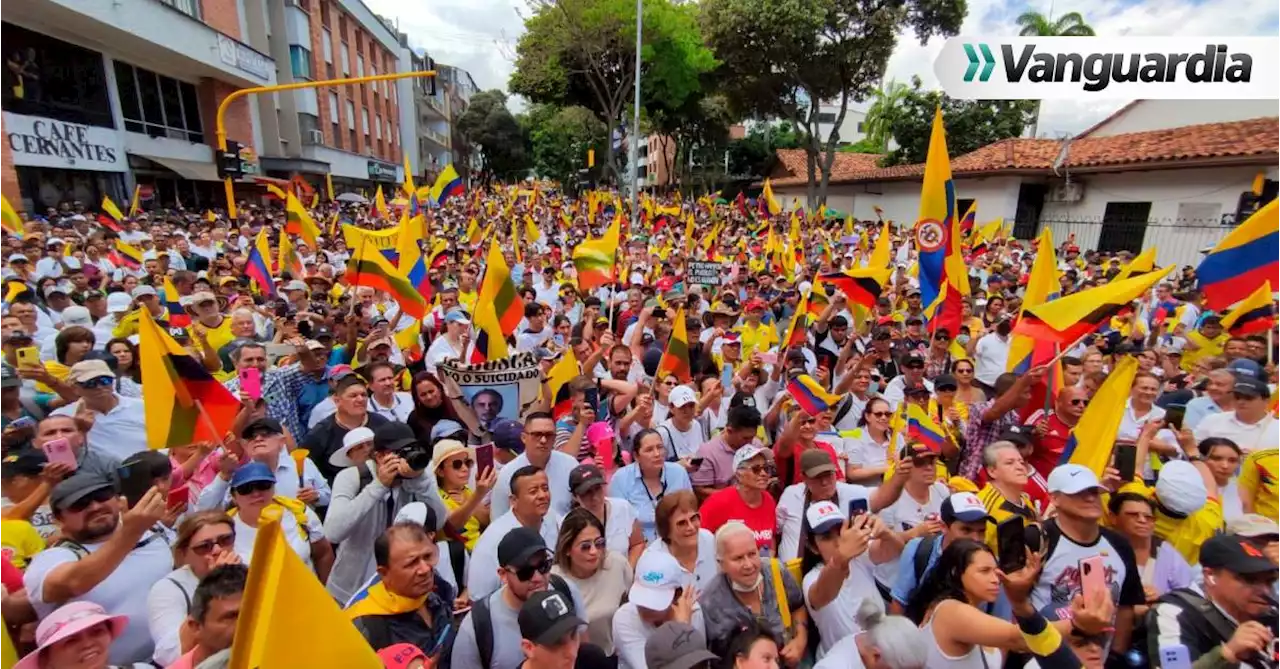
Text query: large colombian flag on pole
138 308 239 450
547 349 579 420
478 240 524 335
1198 198 1278 311
1220 282 1276 336
161 276 190 328
244 228 274 295
915 107 956 320
347 239 428 320
656 308 692 384
470 300 510 364
1008 227 1058 375
1013 266 1173 346
1059 356 1139 477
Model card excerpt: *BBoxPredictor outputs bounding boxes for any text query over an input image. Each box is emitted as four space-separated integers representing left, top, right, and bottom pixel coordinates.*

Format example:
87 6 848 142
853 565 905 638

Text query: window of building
114 61 203 142
374 114 381 139
356 54 364 77
856 122 865 133
294 0 309 11
2 23 113 128
340 43 350 75
355 31 363 51
328 92 339 123
385 120 392 143
349 128 357 150
364 134 370 152
817 112 836 124
362 109 369 134
158 0 201 19
289 45 313 79
322 29 333 63
346 100 355 129
320 0 330 26
331 122 342 149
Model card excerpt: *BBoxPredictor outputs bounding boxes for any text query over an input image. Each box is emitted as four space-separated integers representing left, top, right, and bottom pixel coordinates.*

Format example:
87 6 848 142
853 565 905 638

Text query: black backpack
469 575 572 669
1145 588 1237 666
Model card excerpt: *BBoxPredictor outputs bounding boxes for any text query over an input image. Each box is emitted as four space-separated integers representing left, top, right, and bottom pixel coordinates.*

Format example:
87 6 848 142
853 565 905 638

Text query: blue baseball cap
1228 358 1263 381
430 419 467 443
491 418 525 454
443 309 471 325
229 461 275 489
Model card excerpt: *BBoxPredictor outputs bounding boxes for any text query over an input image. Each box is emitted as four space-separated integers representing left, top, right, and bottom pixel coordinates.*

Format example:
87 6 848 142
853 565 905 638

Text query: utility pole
628 0 642 221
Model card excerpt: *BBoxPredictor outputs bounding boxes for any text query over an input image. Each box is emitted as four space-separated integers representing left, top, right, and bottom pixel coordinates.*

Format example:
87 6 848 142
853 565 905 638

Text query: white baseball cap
732 444 768 471
629 551 689 611
805 500 845 534
106 292 132 312
940 492 994 524
1046 464 1106 495
669 385 697 407
1155 460 1208 516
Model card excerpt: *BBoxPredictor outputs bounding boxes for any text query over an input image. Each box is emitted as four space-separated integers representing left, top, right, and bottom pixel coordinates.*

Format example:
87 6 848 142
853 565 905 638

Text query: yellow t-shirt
1 519 45 569
1180 330 1227 372
977 483 1037 551
734 321 779 358
1154 497 1224 565
192 317 237 381
1239 448 1279 522
439 488 481 551
458 290 479 315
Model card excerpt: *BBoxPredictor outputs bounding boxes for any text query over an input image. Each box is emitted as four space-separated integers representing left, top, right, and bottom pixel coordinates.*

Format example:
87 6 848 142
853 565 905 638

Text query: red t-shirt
1030 413 1073 479
773 442 840 487
700 487 778 554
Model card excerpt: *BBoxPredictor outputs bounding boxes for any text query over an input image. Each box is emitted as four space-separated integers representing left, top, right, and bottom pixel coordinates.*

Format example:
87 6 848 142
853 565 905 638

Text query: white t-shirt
641 531 720 590
467 510 564 600
603 498 638 557
24 530 173 665
368 392 414 423
1194 412 1280 454
776 482 871 562
872 482 949 587
803 555 883 655
147 566 199 666
490 451 581 519
612 601 706 669
233 506 324 570
658 418 706 461
424 335 467 374
974 333 1011 387
844 430 901 489
814 632 869 669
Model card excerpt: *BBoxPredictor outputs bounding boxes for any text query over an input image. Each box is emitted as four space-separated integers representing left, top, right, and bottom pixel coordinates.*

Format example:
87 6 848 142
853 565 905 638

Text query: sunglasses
933 334 950 341
935 385 958 392
1069 398 1088 406
870 411 892 418
233 480 273 496
510 559 553 582
76 376 113 389
65 486 116 513
954 368 974 374
742 464 768 476
576 537 607 552
448 458 475 471
190 532 235 556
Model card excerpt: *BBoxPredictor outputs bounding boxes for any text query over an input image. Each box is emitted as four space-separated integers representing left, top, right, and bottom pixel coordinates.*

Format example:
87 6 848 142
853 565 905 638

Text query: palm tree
863 80 910 153
1015 10 1096 137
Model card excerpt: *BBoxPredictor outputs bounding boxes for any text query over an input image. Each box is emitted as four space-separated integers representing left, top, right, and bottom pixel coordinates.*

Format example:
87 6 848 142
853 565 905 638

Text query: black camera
398 441 433 472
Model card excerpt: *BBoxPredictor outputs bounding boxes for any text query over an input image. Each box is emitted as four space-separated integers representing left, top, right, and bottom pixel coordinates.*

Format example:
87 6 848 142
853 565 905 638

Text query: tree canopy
456 90 530 180
879 77 1036 166
521 104 608 185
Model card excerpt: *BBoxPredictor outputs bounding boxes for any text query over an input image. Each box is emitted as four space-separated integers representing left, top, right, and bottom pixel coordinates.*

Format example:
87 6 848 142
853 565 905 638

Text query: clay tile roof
770 149 882 187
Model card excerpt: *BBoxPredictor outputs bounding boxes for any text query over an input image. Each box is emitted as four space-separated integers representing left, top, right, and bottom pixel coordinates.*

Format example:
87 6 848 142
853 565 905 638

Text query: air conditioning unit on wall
305 129 324 145
1047 180 1085 203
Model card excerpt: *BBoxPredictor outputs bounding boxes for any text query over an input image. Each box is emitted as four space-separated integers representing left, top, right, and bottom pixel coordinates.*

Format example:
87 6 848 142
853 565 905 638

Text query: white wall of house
1083 100 1279 137
774 174 1023 224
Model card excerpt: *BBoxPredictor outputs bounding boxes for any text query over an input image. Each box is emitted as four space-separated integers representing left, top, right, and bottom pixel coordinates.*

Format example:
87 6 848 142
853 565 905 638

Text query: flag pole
1268 328 1274 366
194 400 221 443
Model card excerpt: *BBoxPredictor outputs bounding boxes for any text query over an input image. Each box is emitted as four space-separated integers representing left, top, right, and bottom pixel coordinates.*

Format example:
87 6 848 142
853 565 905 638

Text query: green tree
702 0 964 208
726 122 804 178
522 104 608 185
456 90 530 181
863 80 910 153
880 77 1036 166
509 0 716 184
839 136 882 153
1015 11 1095 136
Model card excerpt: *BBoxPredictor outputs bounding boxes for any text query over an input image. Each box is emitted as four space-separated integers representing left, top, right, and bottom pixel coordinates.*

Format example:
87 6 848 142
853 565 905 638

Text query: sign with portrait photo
436 352 544 429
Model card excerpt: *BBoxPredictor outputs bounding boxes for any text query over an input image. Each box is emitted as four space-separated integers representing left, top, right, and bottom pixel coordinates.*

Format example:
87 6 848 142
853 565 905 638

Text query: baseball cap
805 500 846 534
131 285 157 299
715 332 741 348
283 280 308 292
996 426 1032 448
60 306 92 327
229 462 275 489
430 419 468 444
1227 358 1263 381
1226 514 1279 539
304 339 326 352
646 622 719 669
68 359 114 384
899 442 938 460
1046 464 1106 495
569 464 606 496
1155 460 1208 516
519 590 585 647
102 292 130 313
324 363 356 381
376 644 428 669
1155 388 1195 410
9 254 28 264
799 449 837 478
732 444 768 471
1200 534 1279 575
49 473 116 511
1 448 48 479
240 417 283 439
933 374 958 392
373 422 418 453
184 291 217 307
902 352 925 367
330 426 375 468
629 551 688 611
498 526 551 568
1233 376 1270 399
312 325 335 341
744 298 767 312
669 385 697 407
490 418 525 454
940 492 994 524
444 309 471 325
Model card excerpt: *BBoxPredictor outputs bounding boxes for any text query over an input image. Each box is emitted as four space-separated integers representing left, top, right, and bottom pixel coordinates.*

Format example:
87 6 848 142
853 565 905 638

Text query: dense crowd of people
0 184 1276 669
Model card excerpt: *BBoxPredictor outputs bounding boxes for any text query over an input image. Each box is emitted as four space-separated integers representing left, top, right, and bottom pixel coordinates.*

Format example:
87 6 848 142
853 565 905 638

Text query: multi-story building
437 64 480 178
2 0 277 211
415 51 451 183
243 0 404 195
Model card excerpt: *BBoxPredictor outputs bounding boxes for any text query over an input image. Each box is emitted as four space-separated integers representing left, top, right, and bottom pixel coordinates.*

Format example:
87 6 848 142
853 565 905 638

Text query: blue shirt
606 462 692 541
1182 395 1222 431
891 536 1012 619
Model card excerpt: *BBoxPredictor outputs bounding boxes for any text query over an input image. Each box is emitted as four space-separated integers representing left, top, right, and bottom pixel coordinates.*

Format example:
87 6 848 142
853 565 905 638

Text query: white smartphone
1159 644 1192 669
41 438 78 471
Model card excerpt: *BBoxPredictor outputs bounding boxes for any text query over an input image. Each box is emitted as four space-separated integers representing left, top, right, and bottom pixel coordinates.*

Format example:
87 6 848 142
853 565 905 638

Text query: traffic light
217 140 244 179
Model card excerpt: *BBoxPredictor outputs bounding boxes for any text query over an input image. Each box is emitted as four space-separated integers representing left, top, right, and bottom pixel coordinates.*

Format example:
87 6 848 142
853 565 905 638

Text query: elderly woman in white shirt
146 511 241 666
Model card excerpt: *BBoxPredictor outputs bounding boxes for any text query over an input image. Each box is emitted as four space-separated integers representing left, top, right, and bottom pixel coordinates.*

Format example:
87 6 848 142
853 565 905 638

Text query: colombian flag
573 216 620 293
1220 282 1275 336
547 350 579 420
161 276 190 327
113 239 144 269
244 229 274 295
818 268 890 310
285 192 321 249
657 309 692 384
787 374 841 416
1 195 25 238
1198 199 1278 311
916 107 956 319
781 292 810 349
469 300 509 363
478 240 524 335
1008 227 1058 375
347 239 428 321
1014 267 1172 346
429 164 464 206
906 403 946 454
98 196 125 233
396 215 432 302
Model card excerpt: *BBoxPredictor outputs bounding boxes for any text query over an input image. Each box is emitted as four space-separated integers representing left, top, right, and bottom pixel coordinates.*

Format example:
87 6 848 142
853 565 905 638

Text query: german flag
1014 266 1172 345
478 240 523 335
818 268 890 310
1221 282 1275 336
285 192 321 249
138 308 239 450
657 309 692 384
98 196 125 233
547 349 579 420
113 239 144 269
469 300 509 363
781 292 810 349
346 239 428 320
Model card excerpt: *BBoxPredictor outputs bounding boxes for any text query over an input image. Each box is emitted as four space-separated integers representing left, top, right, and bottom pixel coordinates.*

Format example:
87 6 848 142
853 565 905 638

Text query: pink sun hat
16 601 128 669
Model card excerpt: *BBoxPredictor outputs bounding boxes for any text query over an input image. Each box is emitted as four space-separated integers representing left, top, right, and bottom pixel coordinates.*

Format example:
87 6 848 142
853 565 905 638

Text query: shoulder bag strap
769 558 792 633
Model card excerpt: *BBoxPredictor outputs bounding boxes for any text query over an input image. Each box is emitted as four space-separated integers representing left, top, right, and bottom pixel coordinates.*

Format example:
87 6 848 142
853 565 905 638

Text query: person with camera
324 422 448 605
1148 533 1278 668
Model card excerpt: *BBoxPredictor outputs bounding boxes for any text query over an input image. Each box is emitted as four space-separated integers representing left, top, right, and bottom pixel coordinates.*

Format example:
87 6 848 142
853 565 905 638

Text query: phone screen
996 517 1027 573
582 387 600 415
475 443 495 476
117 464 155 509
848 497 869 517
1113 443 1137 483
1163 407 1185 431
239 367 262 400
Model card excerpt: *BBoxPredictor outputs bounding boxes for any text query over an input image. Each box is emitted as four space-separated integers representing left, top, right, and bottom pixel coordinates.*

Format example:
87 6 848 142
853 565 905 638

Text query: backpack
471 575 572 669
913 534 938 583
1146 588 1237 664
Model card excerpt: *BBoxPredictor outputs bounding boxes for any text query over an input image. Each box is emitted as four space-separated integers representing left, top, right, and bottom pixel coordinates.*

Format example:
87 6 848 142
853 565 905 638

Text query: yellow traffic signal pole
215 70 438 219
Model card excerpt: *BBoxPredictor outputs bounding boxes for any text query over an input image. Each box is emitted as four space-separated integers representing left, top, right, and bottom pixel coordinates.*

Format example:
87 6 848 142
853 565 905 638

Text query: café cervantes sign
3 112 125 172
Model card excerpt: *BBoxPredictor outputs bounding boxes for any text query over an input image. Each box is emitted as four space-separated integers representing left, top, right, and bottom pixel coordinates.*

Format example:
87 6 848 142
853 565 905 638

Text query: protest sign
437 352 544 426
687 261 723 286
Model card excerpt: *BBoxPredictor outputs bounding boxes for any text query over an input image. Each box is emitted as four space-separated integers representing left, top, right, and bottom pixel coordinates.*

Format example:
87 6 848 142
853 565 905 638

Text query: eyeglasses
1069 398 1088 406
449 458 475 471
233 480 274 496
189 532 235 556
576 537 607 552
76 376 113 389
870 411 892 418
65 487 115 513
510 559 553 582
526 431 555 443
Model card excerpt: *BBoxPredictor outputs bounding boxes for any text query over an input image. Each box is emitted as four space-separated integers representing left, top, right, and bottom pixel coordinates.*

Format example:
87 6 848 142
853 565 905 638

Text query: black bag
471 575 572 668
